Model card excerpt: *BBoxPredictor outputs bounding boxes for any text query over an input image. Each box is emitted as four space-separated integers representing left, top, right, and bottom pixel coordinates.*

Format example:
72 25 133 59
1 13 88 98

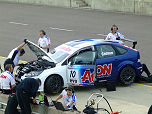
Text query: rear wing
122 38 137 49
104 38 137 49
100 33 137 49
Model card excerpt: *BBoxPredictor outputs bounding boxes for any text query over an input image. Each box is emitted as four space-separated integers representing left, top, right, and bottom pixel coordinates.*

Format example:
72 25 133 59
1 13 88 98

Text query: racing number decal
69 70 78 83
70 71 76 78
97 64 112 76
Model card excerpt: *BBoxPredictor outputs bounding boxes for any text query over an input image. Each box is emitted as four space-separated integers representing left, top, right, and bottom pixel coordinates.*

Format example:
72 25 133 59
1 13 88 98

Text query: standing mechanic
38 30 51 53
0 64 16 94
15 78 41 114
106 25 125 43
54 85 76 110
4 40 27 69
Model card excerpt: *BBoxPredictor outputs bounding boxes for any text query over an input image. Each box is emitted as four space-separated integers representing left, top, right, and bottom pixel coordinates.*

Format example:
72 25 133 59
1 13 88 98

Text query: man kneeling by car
54 85 77 111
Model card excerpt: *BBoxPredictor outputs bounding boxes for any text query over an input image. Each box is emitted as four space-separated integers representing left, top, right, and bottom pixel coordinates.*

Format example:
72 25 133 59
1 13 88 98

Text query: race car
15 39 142 94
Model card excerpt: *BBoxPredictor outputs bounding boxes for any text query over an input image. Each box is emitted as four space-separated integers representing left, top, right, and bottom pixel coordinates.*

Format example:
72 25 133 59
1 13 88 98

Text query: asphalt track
0 2 152 114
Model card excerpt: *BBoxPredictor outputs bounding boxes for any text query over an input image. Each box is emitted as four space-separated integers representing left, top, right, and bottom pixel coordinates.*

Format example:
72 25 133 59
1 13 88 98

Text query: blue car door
95 44 120 82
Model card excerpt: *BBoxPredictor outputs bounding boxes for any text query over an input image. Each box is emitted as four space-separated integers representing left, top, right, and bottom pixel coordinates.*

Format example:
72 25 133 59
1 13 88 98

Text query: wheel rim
120 67 135 84
50 76 62 92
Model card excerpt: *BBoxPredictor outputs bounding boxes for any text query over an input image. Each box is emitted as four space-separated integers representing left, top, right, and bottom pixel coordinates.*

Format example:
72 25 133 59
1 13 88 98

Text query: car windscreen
50 50 69 63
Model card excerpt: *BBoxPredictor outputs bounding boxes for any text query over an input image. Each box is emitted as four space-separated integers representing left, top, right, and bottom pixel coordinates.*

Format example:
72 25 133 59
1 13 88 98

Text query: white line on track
97 33 107 37
9 22 29 26
49 27 73 32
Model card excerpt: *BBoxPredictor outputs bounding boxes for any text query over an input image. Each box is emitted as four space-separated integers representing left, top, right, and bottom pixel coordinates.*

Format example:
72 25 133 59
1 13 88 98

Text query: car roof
65 39 121 48
55 39 121 54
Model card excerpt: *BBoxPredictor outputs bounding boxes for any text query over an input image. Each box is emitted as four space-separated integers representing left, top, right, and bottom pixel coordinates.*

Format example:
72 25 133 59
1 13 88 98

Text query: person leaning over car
0 64 16 94
16 78 41 114
4 39 27 69
54 85 77 110
105 24 125 43
38 30 51 53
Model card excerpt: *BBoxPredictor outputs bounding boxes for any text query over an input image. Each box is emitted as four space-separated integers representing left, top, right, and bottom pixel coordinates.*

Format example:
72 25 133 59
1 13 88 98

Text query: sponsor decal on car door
67 65 95 86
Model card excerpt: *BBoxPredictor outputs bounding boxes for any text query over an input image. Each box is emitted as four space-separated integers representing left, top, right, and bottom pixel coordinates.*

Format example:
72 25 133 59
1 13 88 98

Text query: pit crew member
16 78 41 114
54 85 76 110
38 30 51 53
106 25 125 43
138 63 152 82
0 64 16 94
4 41 26 69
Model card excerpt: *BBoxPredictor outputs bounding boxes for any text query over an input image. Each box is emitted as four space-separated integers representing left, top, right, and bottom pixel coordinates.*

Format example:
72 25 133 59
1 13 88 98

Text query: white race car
15 39 142 94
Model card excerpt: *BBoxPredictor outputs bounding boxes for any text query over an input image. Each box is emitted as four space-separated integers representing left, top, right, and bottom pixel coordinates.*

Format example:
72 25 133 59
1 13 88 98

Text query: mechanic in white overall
4 41 26 69
54 85 77 110
38 30 51 53
0 64 16 94
105 25 125 44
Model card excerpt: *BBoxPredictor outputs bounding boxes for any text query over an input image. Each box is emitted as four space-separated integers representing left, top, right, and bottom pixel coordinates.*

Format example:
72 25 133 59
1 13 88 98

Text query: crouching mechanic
54 85 77 110
0 64 16 94
15 78 41 114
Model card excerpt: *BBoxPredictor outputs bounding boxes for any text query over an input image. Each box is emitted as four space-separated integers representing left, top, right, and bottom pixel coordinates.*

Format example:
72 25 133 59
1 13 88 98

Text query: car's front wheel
44 75 62 94
119 66 136 85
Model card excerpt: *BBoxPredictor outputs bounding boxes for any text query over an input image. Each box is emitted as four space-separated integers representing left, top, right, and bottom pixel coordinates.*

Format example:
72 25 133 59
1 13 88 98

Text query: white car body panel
21 65 68 91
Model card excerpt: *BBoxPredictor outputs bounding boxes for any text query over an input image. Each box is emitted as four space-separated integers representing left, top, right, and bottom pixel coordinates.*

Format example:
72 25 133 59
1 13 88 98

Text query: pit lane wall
0 0 152 16
84 0 152 16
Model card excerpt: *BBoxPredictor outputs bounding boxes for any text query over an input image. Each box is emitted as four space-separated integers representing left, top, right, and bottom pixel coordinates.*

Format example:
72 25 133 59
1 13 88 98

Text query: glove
24 39 27 44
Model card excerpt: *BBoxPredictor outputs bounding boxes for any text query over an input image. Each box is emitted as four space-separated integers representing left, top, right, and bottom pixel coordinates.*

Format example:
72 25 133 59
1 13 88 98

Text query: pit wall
0 0 152 16
84 0 152 16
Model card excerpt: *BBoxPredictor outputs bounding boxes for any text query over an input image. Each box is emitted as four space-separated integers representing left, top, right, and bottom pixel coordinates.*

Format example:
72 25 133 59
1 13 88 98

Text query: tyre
119 66 136 85
148 105 152 114
45 75 62 94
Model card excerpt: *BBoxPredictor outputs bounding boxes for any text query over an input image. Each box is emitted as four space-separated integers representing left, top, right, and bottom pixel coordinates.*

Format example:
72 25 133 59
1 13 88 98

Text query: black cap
20 48 25 54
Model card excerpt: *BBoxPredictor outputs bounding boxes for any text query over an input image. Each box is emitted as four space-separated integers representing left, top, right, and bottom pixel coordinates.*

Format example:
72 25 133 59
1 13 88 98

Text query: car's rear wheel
45 75 62 94
119 66 136 85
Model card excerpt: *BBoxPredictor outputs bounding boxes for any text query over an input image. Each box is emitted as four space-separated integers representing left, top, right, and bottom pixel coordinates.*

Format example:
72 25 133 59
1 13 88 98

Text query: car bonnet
26 40 55 63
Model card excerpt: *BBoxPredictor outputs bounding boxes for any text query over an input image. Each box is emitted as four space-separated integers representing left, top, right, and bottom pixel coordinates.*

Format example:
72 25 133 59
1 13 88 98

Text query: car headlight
25 71 43 77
